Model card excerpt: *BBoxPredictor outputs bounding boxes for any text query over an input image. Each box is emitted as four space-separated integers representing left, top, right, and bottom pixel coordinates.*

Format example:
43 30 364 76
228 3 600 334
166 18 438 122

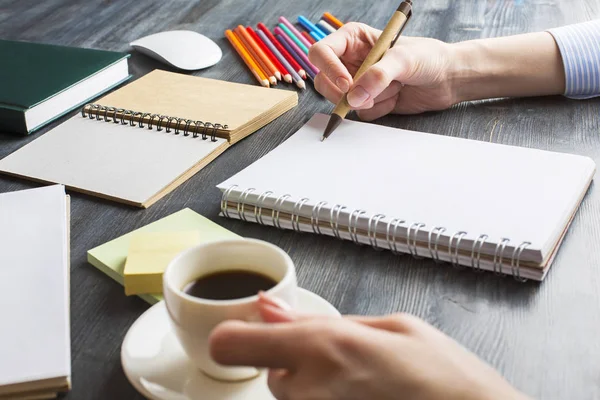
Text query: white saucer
122 288 340 400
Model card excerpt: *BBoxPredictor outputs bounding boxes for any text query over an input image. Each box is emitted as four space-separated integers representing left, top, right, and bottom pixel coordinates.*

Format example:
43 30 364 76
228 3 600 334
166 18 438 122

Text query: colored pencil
225 30 270 87
247 26 292 84
278 23 309 55
310 31 322 42
235 25 279 85
301 31 316 45
323 12 344 29
279 16 312 49
257 23 307 79
298 15 327 39
276 32 317 81
318 20 337 34
257 29 305 90
274 27 318 76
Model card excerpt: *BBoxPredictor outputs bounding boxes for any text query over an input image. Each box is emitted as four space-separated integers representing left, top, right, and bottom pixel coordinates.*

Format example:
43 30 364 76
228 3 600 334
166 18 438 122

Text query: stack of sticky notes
123 231 201 295
87 208 239 304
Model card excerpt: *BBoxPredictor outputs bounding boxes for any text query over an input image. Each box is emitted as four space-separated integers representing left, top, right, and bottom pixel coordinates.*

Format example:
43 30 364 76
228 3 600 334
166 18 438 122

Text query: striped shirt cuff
548 20 600 99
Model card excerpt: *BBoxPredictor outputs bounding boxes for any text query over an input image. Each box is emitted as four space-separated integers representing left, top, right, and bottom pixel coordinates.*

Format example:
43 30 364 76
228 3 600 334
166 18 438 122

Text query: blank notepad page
219 114 596 264
0 116 227 206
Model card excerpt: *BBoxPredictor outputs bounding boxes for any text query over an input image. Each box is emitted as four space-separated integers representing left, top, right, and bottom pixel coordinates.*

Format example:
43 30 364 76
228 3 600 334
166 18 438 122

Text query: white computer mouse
130 30 222 70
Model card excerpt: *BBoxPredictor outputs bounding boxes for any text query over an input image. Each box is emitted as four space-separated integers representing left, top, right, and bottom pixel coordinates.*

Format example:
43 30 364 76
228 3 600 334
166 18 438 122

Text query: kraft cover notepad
0 185 70 398
87 208 239 304
218 114 596 281
0 70 298 207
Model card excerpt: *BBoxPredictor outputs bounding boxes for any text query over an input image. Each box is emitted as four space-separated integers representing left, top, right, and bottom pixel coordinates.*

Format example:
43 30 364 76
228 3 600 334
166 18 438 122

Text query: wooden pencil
278 23 309 55
279 16 312 49
257 29 305 90
257 23 307 79
275 26 319 76
225 29 269 87
247 26 292 84
235 25 278 85
323 12 344 29
302 31 317 45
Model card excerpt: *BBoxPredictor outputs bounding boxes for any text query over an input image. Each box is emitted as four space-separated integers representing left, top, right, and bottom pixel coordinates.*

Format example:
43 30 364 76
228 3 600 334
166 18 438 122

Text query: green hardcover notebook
0 40 130 134
87 208 239 304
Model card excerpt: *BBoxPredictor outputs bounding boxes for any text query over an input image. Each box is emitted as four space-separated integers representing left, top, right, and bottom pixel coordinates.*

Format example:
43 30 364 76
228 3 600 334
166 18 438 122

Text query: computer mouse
130 30 222 70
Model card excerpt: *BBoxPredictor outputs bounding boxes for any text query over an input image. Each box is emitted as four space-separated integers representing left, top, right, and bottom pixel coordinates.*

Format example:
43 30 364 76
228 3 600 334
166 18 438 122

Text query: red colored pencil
257 22 307 79
301 31 317 45
247 26 292 84
235 25 279 85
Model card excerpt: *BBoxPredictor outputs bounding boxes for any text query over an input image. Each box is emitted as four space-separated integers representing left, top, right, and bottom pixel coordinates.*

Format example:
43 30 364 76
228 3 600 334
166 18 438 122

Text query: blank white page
0 115 227 205
0 185 69 387
219 114 595 262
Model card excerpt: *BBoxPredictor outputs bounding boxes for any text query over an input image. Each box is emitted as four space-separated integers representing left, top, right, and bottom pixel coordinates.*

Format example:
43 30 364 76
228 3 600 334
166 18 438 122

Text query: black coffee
183 270 278 300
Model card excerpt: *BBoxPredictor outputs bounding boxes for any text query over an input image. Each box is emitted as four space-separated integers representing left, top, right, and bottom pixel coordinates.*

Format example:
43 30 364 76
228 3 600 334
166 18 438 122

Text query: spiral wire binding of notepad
81 103 228 141
220 185 534 282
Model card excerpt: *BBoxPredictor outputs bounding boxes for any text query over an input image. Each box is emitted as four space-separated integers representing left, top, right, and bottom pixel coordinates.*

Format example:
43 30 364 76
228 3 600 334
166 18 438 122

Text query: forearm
450 32 566 103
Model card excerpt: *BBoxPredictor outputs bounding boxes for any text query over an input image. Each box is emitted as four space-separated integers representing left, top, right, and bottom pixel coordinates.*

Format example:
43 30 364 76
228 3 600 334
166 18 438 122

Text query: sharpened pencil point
322 113 342 141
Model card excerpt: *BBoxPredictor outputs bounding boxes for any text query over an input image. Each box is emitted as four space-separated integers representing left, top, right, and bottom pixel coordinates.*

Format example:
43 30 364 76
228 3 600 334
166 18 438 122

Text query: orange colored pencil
236 25 280 84
323 12 344 29
225 30 269 87
247 26 292 84
301 31 317 45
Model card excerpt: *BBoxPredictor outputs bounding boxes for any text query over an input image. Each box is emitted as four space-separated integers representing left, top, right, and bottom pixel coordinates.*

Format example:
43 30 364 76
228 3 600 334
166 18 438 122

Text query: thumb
346 51 405 109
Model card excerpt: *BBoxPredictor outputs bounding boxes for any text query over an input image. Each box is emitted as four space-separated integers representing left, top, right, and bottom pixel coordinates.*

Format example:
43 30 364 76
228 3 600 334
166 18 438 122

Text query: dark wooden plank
1 0 600 399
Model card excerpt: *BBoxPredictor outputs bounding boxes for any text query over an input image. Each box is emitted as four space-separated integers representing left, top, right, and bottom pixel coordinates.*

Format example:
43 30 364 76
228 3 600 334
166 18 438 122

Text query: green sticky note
87 208 239 304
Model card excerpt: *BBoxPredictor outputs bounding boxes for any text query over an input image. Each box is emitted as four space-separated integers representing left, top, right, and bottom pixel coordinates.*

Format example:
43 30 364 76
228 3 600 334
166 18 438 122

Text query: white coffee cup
163 239 297 381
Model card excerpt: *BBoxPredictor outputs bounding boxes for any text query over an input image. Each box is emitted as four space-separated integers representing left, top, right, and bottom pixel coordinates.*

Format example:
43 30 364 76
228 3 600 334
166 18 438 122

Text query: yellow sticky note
123 231 200 295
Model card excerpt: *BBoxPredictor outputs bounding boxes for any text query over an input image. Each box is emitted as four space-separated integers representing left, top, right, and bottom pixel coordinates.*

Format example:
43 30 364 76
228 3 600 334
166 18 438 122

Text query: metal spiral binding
272 194 291 229
219 186 531 281
291 198 309 232
470 234 488 273
406 222 426 258
386 218 405 254
367 214 386 250
329 205 346 239
448 231 467 268
428 227 446 263
81 103 228 142
348 209 366 245
237 188 255 222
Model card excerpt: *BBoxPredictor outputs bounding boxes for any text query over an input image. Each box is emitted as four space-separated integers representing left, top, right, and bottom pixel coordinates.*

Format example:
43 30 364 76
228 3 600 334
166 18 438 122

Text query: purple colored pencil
276 33 316 81
274 27 319 76
279 16 313 49
257 29 305 90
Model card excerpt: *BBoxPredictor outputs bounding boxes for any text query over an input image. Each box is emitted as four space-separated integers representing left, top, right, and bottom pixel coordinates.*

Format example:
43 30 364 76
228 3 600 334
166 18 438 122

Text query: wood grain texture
1 0 600 398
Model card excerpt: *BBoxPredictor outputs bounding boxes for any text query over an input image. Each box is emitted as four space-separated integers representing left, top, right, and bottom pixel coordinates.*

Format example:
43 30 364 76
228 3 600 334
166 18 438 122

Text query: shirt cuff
548 20 600 99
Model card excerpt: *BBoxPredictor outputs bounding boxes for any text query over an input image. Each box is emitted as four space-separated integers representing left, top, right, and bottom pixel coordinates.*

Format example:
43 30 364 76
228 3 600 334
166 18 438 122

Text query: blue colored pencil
310 31 322 42
298 15 327 39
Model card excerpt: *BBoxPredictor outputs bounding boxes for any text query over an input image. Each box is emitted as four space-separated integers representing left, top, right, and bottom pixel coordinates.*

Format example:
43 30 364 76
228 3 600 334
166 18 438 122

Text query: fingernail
335 77 350 93
347 86 369 107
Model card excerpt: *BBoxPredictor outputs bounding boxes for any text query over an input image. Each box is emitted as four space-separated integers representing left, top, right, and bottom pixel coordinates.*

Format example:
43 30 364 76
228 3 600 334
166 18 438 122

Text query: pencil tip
322 114 342 140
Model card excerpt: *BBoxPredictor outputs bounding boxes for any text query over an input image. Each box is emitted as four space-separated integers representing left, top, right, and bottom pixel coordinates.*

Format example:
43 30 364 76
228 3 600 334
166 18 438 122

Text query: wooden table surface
2 0 600 399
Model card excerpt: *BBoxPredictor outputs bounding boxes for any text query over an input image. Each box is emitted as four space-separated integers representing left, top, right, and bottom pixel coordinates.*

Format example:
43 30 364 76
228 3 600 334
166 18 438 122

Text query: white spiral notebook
218 114 596 281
